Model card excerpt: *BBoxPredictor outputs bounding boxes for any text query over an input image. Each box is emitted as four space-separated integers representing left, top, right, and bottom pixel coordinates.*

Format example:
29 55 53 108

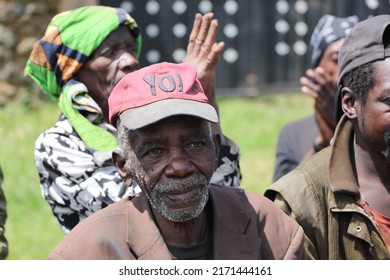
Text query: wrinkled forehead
130 115 210 135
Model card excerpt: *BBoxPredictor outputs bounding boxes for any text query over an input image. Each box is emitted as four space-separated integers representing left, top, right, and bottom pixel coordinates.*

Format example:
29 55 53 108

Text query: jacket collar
329 115 360 196
126 194 172 260
126 186 262 260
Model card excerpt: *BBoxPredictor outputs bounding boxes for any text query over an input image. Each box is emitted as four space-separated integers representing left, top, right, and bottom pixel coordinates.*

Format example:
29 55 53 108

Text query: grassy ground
0 93 313 259
218 94 313 192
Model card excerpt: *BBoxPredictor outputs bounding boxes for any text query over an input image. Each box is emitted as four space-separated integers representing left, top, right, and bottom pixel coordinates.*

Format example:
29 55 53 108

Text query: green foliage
0 93 313 259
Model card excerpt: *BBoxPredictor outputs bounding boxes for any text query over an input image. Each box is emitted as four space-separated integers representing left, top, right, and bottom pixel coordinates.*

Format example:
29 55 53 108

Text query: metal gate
100 0 390 95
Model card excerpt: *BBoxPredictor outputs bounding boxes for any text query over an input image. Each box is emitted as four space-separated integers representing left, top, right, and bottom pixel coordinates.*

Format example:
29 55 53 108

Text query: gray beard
148 174 209 222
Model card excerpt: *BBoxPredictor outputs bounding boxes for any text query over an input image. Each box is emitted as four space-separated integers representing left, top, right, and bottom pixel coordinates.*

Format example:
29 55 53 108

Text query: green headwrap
25 5 142 99
24 6 142 151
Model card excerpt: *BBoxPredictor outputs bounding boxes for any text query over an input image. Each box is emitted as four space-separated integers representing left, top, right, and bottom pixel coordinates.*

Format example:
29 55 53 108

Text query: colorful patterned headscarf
25 5 142 99
25 6 142 151
310 15 358 68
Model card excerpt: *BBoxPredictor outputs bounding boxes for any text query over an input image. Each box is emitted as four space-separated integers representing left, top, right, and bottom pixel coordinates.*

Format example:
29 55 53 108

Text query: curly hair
339 62 375 105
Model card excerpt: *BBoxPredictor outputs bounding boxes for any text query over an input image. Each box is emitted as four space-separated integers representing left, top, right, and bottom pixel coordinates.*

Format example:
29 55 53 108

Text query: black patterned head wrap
310 15 358 68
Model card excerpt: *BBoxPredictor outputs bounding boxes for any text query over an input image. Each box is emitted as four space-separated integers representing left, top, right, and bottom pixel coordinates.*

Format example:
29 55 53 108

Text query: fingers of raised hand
200 19 219 55
187 13 202 53
206 42 224 65
300 76 319 97
190 13 215 55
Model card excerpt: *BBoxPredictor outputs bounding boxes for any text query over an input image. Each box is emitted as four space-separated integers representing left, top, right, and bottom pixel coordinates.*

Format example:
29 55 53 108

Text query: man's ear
112 150 132 186
340 87 357 119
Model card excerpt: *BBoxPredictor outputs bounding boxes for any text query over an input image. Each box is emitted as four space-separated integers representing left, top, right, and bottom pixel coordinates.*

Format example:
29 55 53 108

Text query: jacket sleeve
283 223 306 260
0 167 8 260
272 194 319 260
34 128 129 234
265 163 329 260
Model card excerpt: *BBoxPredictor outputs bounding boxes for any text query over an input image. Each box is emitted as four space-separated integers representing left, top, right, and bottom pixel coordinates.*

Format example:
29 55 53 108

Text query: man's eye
186 142 204 149
145 147 164 156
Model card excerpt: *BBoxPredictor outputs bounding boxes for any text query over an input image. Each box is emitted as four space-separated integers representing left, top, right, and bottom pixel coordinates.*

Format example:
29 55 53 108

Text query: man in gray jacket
49 62 305 260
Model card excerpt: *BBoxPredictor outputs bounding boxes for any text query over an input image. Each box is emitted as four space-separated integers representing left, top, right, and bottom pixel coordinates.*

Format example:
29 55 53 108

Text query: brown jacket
49 184 305 260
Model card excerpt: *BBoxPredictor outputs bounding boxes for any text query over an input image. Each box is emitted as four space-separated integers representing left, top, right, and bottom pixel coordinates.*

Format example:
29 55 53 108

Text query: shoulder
276 115 318 152
280 115 316 133
210 184 292 215
210 184 303 238
35 115 75 143
210 185 305 259
35 115 85 153
49 198 132 259
278 115 318 143
284 115 316 129
265 148 331 224
267 147 331 195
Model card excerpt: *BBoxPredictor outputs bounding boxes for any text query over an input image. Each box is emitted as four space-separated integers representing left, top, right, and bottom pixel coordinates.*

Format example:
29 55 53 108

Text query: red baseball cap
108 62 218 129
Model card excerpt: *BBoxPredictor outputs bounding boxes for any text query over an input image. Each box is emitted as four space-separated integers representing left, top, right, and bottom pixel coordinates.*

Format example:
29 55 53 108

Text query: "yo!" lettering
143 73 183 96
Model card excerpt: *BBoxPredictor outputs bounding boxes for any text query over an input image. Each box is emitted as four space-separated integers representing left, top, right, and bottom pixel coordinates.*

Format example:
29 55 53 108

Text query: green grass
0 100 64 259
0 93 313 259
218 94 313 192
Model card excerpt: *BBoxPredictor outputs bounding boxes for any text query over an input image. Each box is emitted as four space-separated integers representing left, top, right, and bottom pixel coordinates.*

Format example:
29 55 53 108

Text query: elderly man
48 62 305 260
265 15 390 259
25 6 241 234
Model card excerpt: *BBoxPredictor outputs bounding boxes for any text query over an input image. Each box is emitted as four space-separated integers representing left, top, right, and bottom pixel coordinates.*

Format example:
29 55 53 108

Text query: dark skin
76 25 139 120
299 39 344 160
114 116 220 248
76 13 224 128
340 59 390 216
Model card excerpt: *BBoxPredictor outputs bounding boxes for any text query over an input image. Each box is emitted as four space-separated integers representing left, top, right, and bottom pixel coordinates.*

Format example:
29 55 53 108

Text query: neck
153 208 208 248
354 134 390 215
354 132 390 184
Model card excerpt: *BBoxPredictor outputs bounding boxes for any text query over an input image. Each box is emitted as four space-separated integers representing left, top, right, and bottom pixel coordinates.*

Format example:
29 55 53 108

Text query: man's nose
165 149 195 178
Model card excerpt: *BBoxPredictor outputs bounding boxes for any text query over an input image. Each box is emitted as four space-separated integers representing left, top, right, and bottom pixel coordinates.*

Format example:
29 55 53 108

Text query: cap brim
119 99 219 130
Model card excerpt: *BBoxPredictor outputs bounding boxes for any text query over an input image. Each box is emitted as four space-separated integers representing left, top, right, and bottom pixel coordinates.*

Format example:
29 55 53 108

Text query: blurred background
1 0 390 106
1 0 390 260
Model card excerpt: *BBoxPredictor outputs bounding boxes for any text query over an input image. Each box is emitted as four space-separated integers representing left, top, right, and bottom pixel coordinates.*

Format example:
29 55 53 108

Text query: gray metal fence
100 0 390 95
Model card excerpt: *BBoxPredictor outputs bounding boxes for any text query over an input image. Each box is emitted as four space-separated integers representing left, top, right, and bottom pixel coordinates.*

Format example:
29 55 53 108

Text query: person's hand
299 66 338 149
299 66 337 130
183 13 225 112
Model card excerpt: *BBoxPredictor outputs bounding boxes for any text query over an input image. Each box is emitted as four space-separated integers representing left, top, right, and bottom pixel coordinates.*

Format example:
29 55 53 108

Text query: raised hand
183 13 225 112
299 66 337 130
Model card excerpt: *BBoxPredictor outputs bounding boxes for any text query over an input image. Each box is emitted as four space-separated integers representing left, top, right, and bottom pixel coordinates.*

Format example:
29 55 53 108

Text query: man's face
123 116 218 222
318 38 344 86
76 26 139 120
356 59 390 162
